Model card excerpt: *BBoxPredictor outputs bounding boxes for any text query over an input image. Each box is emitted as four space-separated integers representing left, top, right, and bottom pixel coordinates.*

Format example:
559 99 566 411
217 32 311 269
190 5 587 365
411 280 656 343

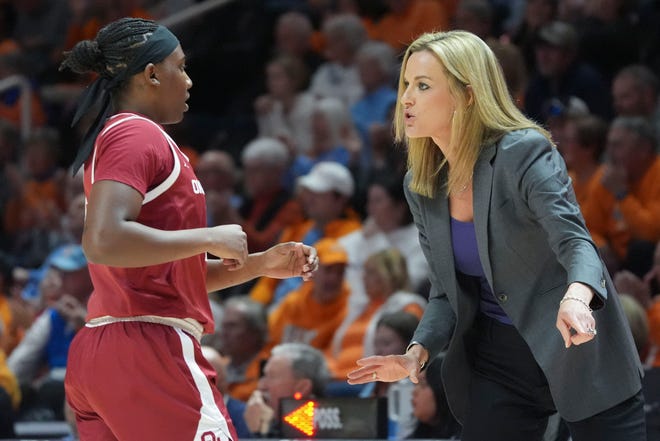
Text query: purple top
450 217 513 325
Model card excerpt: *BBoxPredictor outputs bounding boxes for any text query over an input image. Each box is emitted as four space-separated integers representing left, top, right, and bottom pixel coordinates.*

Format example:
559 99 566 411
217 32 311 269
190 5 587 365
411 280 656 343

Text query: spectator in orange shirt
581 116 660 276
267 238 350 352
370 0 451 51
249 161 361 307
556 113 607 208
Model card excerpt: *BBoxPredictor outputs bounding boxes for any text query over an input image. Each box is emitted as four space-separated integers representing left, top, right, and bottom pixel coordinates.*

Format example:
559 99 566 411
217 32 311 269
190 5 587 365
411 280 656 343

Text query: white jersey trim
90 114 182 205
175 328 233 441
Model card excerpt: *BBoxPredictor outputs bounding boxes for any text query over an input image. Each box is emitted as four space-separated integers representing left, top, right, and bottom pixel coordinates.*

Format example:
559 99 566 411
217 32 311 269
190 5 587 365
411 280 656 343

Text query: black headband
70 25 180 174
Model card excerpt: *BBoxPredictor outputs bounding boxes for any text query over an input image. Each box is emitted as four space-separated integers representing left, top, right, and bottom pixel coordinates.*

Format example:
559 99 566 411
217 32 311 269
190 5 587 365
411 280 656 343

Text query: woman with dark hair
59 17 317 440
409 354 461 440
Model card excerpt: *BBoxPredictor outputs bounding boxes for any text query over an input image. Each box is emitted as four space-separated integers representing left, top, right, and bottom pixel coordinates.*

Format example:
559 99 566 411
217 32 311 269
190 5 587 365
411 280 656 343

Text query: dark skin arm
82 180 248 268
83 180 318 292
206 242 318 292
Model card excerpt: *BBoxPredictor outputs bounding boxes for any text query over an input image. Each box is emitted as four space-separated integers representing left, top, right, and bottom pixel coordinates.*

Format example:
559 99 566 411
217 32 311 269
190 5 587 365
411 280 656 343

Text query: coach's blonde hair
394 31 552 197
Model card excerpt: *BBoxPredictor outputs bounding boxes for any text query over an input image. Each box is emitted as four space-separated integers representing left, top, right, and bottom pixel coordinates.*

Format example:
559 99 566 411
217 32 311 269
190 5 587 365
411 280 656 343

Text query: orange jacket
267 281 350 352
249 213 361 305
581 157 660 258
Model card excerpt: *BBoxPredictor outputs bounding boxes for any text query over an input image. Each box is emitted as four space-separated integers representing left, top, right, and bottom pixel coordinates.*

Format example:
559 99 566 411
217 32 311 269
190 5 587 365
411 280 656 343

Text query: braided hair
60 18 179 173
60 17 159 91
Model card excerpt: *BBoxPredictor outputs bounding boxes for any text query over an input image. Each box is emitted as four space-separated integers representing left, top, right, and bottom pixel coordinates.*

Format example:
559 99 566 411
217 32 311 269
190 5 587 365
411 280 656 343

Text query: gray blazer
405 129 642 423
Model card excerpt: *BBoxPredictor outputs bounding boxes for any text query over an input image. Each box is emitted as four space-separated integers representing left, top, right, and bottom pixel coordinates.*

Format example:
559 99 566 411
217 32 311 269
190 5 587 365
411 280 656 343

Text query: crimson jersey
82 113 213 333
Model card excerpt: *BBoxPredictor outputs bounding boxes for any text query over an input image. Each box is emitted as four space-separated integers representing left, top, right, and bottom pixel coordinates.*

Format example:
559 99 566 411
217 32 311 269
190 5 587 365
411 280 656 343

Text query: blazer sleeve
403 172 456 359
511 131 607 307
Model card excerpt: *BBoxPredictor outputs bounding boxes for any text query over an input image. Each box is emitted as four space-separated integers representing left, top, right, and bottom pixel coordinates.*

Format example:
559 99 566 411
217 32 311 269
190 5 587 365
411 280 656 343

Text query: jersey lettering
200 432 216 441
191 179 205 195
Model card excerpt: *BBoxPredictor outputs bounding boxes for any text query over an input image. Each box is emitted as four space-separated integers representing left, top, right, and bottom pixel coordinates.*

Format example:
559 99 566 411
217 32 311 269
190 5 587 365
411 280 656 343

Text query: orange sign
283 400 316 436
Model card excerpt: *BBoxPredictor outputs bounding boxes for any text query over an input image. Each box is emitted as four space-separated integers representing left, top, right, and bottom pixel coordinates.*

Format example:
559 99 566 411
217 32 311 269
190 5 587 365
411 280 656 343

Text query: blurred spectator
217 296 269 403
12 192 86 308
254 54 316 156
201 345 252 439
340 173 429 316
617 294 651 363
266 238 350 351
8 244 91 421
360 101 407 189
0 120 21 256
308 13 366 107
194 149 242 227
524 20 611 124
272 11 323 79
350 40 397 186
611 64 660 137
453 0 496 41
487 39 528 109
327 248 426 382
12 0 71 81
308 96 358 167
0 51 48 128
244 342 330 437
575 0 639 82
557 0 587 23
63 0 152 54
249 161 361 306
5 127 67 268
369 0 452 51
612 240 660 367
556 114 607 207
581 117 660 277
409 353 462 440
510 0 558 72
237 137 305 252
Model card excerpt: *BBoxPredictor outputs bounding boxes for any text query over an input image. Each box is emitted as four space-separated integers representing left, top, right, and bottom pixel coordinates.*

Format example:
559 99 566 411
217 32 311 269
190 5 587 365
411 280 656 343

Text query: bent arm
83 180 213 267
520 138 606 307
7 313 51 384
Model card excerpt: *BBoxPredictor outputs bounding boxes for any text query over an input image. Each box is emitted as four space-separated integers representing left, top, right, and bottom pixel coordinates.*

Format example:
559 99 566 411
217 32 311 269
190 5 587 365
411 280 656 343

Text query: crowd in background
0 0 659 439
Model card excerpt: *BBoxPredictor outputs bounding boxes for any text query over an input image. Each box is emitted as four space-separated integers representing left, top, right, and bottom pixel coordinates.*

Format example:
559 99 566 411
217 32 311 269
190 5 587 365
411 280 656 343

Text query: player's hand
261 242 318 281
207 224 247 270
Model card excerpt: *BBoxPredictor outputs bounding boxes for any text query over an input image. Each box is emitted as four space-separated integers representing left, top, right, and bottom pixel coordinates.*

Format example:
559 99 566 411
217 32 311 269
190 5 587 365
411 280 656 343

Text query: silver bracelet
560 296 593 312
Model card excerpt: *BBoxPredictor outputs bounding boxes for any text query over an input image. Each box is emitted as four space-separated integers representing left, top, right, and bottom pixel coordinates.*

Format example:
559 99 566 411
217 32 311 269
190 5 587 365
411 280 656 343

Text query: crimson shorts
65 321 238 441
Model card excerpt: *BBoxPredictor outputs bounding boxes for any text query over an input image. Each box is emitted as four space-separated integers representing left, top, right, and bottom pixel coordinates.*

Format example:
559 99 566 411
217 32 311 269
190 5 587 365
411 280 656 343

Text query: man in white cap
249 161 361 308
